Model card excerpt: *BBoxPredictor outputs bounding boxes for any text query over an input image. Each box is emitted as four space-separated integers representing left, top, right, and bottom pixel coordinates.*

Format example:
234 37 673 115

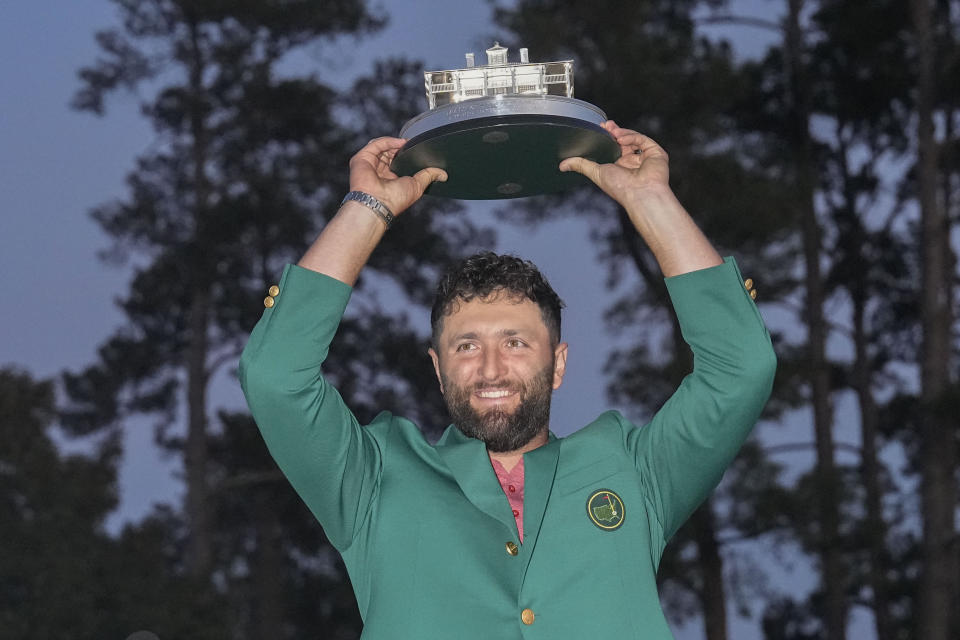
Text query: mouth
475 389 515 399
472 385 520 406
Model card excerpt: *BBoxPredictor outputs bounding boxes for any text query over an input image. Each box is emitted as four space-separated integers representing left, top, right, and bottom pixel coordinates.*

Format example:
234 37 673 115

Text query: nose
478 348 507 381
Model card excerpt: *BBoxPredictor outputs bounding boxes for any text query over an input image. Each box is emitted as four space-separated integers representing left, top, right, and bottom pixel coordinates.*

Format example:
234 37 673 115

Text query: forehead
438 294 548 341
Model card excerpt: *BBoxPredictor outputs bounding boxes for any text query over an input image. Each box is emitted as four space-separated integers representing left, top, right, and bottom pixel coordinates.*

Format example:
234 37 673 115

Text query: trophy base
391 97 619 200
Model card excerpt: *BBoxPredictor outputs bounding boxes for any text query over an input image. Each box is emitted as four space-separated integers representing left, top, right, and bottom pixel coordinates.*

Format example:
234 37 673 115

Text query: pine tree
492 2 796 638
65 2 491 634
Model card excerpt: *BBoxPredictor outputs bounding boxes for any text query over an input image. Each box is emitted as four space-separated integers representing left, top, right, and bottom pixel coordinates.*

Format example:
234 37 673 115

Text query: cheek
439 367 465 394
440 359 472 384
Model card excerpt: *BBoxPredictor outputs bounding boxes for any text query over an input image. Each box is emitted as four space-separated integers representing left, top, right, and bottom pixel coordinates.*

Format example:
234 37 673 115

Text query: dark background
1 1 956 639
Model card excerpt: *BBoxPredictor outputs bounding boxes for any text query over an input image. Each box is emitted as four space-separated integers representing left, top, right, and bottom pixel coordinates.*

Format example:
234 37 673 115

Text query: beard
442 364 554 453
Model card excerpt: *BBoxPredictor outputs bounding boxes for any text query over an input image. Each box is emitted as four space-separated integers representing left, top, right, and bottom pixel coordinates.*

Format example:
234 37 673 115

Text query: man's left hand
559 121 671 209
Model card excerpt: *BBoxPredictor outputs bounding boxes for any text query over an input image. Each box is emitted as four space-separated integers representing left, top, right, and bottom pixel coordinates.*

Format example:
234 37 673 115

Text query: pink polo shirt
489 456 525 542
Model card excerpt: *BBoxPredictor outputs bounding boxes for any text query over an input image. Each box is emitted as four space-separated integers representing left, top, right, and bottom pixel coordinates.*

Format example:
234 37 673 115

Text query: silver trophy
390 43 619 200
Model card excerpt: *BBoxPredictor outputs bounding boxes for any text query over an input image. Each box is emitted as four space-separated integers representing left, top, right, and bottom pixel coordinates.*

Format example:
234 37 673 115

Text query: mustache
472 380 523 392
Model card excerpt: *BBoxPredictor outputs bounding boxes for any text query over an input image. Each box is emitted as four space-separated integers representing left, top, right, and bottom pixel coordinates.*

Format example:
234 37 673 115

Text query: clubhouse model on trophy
390 43 619 200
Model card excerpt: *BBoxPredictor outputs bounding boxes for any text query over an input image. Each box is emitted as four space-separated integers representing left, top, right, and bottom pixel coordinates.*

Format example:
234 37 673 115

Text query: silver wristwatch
340 191 395 229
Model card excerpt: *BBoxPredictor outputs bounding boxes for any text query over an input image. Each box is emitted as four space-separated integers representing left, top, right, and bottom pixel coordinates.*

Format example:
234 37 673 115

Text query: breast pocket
556 460 631 496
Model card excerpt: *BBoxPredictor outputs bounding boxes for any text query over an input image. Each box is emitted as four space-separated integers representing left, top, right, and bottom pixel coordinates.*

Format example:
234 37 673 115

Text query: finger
559 156 601 185
352 137 407 165
616 139 642 159
412 167 448 194
602 120 642 139
615 131 663 153
614 148 644 168
363 136 407 153
610 126 641 139
376 148 400 172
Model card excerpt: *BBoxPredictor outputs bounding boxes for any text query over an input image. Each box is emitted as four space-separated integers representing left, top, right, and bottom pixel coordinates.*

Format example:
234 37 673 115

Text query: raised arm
563 124 776 543
298 136 447 284
559 122 722 277
240 138 445 549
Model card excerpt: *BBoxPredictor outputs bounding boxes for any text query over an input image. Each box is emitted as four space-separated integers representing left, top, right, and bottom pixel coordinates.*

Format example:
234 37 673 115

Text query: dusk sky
1 0 621 523
0 2 872 638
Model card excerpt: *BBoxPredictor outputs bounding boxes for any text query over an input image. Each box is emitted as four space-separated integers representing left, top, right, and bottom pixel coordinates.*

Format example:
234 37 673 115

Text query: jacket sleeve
238 264 381 551
623 257 776 543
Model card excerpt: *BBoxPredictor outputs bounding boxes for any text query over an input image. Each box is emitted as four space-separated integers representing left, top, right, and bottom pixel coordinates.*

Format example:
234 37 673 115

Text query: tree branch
695 14 783 33
211 469 286 494
764 441 863 457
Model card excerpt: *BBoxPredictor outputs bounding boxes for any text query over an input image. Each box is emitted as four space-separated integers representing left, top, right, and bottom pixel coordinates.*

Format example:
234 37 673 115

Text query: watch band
340 191 395 229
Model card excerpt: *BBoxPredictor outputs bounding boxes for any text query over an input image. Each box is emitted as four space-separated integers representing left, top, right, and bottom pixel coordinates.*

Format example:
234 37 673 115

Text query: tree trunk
837 127 892 640
691 500 728 640
185 14 213 579
254 491 284 640
785 1 846 637
911 0 958 637
186 286 212 578
852 284 892 640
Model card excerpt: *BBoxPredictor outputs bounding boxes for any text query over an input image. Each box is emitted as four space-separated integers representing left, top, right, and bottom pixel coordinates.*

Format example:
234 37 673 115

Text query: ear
552 342 568 390
427 347 444 394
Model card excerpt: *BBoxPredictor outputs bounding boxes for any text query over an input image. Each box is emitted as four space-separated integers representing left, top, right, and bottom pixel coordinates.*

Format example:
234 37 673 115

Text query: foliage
57 0 491 636
493 0 960 638
7 0 955 637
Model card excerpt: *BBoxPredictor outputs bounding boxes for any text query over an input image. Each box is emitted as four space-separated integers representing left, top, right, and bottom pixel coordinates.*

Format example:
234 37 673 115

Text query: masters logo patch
586 489 625 531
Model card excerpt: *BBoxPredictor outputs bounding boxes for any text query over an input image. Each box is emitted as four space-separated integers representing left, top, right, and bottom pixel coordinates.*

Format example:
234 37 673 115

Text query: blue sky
0 0 639 519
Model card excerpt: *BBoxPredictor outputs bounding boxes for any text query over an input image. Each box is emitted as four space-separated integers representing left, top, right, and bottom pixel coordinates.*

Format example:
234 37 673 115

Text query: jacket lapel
519 433 560 573
436 425 517 534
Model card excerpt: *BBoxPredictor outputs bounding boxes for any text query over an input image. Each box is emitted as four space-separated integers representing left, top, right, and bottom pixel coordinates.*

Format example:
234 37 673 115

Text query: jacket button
743 278 754 290
521 608 535 625
268 285 279 297
263 296 275 308
505 541 518 556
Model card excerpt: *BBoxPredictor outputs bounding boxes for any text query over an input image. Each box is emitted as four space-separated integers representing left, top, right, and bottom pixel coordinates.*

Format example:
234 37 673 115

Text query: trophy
390 43 619 200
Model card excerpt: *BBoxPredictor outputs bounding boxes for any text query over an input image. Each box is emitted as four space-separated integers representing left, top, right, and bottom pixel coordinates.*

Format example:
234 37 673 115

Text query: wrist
621 183 680 217
334 201 390 241
341 190 395 229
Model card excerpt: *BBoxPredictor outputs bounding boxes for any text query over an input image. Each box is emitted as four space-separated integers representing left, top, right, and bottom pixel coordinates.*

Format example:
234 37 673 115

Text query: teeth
477 390 511 398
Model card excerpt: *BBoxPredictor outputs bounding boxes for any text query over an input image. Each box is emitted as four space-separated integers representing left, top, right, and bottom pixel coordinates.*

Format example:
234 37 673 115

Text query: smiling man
428 253 567 465
239 122 777 639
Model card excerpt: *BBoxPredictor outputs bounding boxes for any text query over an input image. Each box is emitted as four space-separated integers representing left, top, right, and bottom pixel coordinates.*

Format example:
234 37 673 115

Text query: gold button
505 541 518 556
268 285 279 297
749 289 758 300
521 608 535 625
264 296 275 308
743 278 754 290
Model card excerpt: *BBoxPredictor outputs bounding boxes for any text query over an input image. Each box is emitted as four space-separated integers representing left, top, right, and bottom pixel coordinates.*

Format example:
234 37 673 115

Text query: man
240 121 776 639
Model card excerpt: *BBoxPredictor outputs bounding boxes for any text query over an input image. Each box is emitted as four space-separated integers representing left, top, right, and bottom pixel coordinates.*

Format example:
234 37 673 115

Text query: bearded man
240 121 776 639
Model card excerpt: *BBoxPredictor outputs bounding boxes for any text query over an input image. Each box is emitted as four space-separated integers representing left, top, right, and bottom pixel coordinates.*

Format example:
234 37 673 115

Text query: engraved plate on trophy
390 43 619 200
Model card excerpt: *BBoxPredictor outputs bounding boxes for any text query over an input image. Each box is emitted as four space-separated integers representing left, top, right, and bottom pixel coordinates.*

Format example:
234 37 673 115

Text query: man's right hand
297 138 446 285
349 137 448 216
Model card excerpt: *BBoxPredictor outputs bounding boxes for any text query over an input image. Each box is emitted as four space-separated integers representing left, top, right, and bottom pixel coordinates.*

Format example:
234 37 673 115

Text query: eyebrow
451 328 521 342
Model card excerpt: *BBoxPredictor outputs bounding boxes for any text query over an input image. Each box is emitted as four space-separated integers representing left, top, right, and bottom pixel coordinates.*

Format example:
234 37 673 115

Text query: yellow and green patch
586 489 625 531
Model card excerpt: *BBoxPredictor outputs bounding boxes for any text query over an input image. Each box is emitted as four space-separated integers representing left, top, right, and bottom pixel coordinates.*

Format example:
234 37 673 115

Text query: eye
455 342 477 352
505 338 526 348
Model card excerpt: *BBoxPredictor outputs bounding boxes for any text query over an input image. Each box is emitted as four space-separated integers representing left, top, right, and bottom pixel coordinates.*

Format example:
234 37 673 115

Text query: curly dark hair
430 252 565 346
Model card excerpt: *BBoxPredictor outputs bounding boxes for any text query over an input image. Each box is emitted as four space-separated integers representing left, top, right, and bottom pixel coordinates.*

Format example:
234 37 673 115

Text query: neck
487 429 549 472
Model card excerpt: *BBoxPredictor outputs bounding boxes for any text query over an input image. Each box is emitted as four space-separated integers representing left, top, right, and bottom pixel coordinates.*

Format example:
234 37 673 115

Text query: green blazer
240 257 776 639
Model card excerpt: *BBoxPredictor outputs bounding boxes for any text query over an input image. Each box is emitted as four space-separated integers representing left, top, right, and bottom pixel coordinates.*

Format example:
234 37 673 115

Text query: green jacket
239 257 776 639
